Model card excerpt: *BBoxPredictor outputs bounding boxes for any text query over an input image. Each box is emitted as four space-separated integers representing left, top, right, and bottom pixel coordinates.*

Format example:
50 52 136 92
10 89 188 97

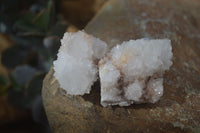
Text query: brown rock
59 0 107 29
42 0 200 132
66 25 79 33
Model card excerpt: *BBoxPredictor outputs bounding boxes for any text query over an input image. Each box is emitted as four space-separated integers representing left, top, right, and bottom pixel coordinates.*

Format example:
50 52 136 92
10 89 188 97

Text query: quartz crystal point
53 31 107 95
99 39 173 107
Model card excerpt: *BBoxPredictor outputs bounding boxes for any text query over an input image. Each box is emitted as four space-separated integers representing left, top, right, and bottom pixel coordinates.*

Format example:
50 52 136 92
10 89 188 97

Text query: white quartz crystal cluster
99 39 173 106
53 31 173 107
53 31 107 95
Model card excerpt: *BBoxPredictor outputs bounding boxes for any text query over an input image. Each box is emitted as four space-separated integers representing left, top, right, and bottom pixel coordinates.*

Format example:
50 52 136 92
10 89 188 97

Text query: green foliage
2 45 30 69
0 75 8 86
0 75 9 96
0 0 67 128
14 12 43 35
14 1 54 35
8 73 45 109
0 1 67 131
33 1 54 31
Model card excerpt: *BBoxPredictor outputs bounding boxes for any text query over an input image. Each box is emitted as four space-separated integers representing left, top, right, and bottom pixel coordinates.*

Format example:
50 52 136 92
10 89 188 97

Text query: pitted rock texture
42 0 200 132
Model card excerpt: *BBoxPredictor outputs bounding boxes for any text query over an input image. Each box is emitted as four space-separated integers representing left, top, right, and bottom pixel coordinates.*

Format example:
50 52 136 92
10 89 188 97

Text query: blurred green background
0 0 106 132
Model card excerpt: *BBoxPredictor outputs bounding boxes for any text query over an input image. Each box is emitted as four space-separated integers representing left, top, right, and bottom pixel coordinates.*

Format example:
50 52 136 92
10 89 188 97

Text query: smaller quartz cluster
53 31 107 95
53 31 173 107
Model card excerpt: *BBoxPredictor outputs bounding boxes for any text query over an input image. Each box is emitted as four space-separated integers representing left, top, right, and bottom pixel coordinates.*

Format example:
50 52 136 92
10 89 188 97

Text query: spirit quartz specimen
53 31 107 95
99 39 173 107
53 31 173 107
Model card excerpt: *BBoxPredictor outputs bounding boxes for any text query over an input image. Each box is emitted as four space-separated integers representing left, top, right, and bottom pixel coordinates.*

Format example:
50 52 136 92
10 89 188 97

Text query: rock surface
42 0 200 132
60 0 107 28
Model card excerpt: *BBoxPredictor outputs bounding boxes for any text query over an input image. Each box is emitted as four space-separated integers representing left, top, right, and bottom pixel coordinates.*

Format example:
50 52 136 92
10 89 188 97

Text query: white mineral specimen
53 31 173 107
53 31 107 95
99 39 173 107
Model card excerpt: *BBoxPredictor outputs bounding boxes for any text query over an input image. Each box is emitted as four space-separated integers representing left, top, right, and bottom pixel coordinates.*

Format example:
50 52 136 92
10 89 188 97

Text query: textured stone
42 0 200 132
60 0 107 28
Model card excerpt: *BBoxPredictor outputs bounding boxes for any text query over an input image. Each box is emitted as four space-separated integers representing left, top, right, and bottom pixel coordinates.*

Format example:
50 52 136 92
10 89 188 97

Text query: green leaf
15 19 41 33
0 75 9 96
0 75 8 86
13 1 54 35
9 74 24 92
8 73 46 109
14 12 44 35
18 12 36 24
32 1 53 31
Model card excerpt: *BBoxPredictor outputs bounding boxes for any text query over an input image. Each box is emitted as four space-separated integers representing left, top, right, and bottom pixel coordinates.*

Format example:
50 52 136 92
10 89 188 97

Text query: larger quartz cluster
99 39 172 107
53 31 173 107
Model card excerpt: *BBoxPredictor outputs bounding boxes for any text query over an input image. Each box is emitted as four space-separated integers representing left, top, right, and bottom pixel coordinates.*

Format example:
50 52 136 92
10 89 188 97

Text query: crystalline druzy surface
53 30 173 106
53 31 107 95
99 39 173 107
